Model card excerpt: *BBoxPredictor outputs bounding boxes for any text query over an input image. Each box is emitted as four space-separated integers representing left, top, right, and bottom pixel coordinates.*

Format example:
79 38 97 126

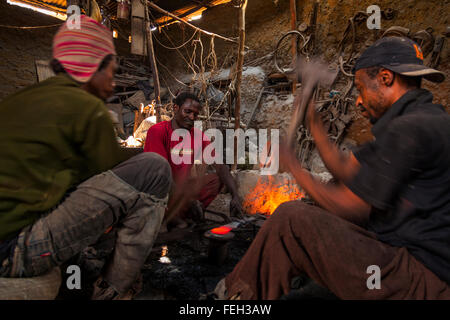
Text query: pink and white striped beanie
52 15 116 83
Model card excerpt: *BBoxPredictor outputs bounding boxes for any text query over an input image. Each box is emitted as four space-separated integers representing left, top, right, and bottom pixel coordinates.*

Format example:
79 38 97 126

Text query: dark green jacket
0 74 131 240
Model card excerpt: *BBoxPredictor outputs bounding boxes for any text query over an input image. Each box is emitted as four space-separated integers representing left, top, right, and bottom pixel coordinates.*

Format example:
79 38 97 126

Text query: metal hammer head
285 58 338 146
296 57 338 90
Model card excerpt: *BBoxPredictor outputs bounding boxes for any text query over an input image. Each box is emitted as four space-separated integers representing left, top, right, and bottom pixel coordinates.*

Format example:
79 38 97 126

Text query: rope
149 10 197 75
155 54 191 88
148 8 235 125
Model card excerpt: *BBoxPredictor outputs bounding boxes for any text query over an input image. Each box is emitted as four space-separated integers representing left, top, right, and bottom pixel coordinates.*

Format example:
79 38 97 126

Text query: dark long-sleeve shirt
347 89 450 284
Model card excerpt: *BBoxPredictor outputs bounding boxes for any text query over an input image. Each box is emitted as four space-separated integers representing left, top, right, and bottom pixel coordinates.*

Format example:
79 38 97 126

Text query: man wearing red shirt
144 92 242 228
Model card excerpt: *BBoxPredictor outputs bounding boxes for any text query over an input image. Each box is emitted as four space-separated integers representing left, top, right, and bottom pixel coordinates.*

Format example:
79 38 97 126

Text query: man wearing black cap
215 37 450 300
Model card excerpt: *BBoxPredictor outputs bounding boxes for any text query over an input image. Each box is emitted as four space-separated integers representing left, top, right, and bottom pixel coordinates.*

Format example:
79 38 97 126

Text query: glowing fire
243 176 305 215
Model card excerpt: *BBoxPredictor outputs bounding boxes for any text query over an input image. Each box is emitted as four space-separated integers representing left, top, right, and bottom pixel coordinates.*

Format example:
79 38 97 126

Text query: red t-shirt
144 121 212 183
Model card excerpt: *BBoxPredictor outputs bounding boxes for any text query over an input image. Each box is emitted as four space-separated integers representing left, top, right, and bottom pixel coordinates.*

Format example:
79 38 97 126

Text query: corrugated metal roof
8 0 233 21
40 0 66 9
8 0 233 27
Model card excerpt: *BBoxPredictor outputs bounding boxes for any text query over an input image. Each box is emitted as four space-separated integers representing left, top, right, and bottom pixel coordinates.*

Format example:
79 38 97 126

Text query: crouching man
216 37 450 300
144 92 243 230
0 16 171 299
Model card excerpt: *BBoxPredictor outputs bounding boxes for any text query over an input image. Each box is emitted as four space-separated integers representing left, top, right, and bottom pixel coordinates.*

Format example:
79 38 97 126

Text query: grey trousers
0 152 171 294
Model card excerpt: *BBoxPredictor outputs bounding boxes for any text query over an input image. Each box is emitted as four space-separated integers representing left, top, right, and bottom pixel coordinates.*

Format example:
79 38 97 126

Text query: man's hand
165 176 203 223
230 194 244 217
306 99 327 138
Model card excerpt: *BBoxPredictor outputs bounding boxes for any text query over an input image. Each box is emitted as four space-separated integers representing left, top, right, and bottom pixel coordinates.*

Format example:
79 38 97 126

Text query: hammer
285 58 338 147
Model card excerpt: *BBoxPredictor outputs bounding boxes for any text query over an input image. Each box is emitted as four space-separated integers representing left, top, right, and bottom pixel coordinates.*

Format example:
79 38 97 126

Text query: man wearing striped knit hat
0 15 171 299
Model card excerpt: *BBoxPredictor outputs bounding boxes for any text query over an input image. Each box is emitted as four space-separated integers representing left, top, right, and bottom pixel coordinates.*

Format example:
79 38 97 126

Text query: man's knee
270 201 317 226
112 152 172 198
138 153 172 197
138 152 171 176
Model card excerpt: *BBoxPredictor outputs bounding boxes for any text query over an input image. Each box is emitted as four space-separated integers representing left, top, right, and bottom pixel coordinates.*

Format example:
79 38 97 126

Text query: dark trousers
0 152 171 294
225 201 450 299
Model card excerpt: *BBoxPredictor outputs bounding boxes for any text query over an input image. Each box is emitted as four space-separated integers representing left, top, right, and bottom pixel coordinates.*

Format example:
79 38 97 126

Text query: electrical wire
153 29 198 50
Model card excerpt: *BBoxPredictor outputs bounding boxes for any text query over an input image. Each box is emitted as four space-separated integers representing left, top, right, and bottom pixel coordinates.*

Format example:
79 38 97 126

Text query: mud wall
0 1 132 100
0 1 60 99
154 0 449 144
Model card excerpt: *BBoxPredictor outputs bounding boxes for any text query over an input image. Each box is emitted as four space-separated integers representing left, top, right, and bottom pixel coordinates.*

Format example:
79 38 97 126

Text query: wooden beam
131 0 147 56
309 1 319 53
147 1 240 45
232 0 248 170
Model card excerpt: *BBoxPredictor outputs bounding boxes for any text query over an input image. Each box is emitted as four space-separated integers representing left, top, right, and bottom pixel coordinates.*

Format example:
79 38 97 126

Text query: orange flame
243 176 305 215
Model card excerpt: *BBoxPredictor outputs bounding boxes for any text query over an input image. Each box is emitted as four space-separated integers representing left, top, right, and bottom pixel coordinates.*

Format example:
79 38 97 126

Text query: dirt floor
56 219 258 300
138 225 256 300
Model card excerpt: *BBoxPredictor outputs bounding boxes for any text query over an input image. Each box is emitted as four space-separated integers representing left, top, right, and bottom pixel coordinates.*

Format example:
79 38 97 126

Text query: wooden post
290 0 297 93
309 1 319 54
131 0 147 56
144 5 162 123
133 109 142 134
232 0 248 171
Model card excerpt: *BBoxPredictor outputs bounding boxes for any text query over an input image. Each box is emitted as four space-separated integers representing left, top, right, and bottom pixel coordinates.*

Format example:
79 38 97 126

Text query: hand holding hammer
285 58 338 148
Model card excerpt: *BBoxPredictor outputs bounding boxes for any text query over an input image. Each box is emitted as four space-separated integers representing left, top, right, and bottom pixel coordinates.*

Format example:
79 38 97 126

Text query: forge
234 170 309 215
242 174 305 216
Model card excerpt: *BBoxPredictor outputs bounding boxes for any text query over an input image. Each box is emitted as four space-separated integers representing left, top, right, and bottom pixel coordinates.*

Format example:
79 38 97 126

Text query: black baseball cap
353 37 445 83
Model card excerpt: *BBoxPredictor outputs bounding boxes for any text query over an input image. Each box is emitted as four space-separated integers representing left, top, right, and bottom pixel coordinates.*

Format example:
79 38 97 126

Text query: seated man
216 37 450 299
144 92 243 229
0 16 171 300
